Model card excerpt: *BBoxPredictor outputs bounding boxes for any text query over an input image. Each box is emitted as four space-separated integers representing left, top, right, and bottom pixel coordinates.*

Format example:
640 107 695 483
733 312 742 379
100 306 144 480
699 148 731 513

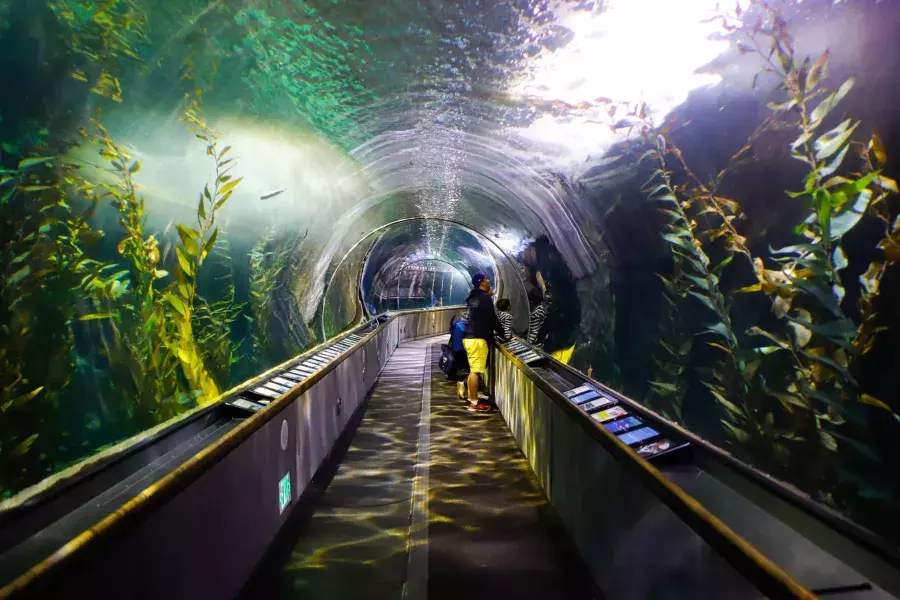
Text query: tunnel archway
320 217 531 339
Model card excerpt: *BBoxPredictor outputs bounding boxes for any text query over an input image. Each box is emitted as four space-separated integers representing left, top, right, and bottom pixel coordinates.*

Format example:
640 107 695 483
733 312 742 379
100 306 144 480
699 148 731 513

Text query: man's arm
488 303 507 342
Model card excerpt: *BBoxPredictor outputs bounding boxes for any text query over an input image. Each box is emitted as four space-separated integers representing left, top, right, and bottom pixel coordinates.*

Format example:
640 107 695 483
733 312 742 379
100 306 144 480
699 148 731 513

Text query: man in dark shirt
462 273 507 412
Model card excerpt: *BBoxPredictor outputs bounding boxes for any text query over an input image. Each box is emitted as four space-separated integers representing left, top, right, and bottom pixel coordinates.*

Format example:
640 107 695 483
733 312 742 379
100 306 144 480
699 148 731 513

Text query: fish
260 189 287 200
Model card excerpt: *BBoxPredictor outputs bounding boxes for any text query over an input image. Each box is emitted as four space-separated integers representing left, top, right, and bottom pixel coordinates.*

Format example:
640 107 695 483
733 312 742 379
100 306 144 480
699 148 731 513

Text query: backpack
440 344 468 381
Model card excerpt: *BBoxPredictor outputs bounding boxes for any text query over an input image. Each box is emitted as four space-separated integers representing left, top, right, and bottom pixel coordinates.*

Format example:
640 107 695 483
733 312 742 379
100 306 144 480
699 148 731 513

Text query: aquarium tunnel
2 0 900 598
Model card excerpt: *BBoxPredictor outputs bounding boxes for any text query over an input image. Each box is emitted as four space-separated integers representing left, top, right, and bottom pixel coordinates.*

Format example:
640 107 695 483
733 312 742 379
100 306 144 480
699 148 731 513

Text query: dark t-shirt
463 289 506 341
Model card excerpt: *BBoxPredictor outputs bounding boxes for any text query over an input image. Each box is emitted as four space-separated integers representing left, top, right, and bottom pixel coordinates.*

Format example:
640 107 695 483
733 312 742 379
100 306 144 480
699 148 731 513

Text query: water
1 0 899 548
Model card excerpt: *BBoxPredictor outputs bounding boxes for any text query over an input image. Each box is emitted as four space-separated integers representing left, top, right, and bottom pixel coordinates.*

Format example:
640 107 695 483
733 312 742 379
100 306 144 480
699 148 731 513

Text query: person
522 235 581 364
462 273 508 412
442 314 469 382
526 287 547 347
495 298 513 340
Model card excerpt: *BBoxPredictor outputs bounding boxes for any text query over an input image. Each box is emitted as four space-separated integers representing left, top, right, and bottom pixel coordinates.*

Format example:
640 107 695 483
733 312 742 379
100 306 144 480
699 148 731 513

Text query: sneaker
467 401 492 412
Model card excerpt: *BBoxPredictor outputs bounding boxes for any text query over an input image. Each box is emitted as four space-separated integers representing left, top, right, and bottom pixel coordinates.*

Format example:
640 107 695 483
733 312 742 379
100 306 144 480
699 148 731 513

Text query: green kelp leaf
875 175 899 193
816 188 833 239
859 393 900 419
819 430 839 451
214 190 234 211
791 131 814 152
785 316 855 347
684 274 712 291
721 420 750 443
78 313 115 321
654 194 679 206
4 387 44 411
198 194 207 220
859 262 883 295
175 246 193 276
18 156 56 169
799 349 858 386
807 49 829 90
832 246 848 272
735 283 763 294
8 265 31 285
647 183 669 198
704 383 745 418
774 391 809 412
767 99 797 111
201 228 218 263
788 320 812 347
219 176 243 197
648 381 679 395
810 78 854 126
638 149 658 163
176 225 200 254
770 242 817 255
814 119 859 161
831 189 872 240
688 290 718 313
701 322 732 342
662 233 693 251
747 326 791 349
829 430 880 461
792 279 842 316
817 144 849 178
12 434 40 456
712 255 734 274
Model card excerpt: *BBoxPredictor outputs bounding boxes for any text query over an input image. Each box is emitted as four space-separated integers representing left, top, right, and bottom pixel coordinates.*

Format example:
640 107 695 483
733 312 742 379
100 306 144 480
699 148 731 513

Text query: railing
0 306 463 600
494 337 900 599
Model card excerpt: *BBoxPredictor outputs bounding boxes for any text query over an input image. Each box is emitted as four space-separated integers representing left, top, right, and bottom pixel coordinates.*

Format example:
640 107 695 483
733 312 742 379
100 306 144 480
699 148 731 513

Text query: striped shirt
497 311 513 340
527 303 547 346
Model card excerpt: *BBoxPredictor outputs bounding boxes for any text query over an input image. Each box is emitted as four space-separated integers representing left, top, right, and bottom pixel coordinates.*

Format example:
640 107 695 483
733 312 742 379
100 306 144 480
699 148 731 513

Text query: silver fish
260 188 287 200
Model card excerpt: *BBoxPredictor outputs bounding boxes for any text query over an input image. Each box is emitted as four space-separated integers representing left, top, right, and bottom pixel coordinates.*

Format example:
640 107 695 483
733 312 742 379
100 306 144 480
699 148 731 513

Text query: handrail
0 306 460 599
0 314 379 520
544 345 900 575
495 342 818 600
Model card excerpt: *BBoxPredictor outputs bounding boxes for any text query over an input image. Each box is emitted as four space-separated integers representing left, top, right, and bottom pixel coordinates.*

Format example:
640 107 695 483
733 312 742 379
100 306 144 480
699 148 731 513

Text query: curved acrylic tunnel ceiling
74 0 877 333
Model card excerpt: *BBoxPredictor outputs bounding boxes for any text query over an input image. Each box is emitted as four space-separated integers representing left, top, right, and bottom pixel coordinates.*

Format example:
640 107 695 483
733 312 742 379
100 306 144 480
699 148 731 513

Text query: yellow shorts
550 345 575 365
462 338 489 374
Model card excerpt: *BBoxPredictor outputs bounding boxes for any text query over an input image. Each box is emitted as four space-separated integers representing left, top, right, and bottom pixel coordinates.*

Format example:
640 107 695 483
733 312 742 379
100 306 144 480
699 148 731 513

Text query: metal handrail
495 341 818 600
0 306 459 598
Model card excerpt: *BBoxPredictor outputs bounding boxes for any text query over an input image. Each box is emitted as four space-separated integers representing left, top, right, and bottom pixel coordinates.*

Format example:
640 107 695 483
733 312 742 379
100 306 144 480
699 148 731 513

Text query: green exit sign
278 472 291 514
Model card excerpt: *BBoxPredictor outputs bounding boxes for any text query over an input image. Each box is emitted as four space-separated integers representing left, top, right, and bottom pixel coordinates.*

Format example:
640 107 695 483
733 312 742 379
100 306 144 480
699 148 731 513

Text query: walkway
243 337 599 600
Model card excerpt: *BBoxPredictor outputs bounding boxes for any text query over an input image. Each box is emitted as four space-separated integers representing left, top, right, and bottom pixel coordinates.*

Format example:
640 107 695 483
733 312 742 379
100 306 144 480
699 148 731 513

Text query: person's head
527 286 544 305
522 234 551 266
496 298 511 312
472 273 491 294
522 242 537 266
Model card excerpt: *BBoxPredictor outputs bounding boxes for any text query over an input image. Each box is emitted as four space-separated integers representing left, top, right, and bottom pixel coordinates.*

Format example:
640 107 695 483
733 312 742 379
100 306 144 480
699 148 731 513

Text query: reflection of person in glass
522 235 581 364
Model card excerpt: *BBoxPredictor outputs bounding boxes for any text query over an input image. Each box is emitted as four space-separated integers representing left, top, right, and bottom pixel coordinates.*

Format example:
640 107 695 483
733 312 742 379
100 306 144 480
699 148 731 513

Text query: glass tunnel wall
2 0 900 550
